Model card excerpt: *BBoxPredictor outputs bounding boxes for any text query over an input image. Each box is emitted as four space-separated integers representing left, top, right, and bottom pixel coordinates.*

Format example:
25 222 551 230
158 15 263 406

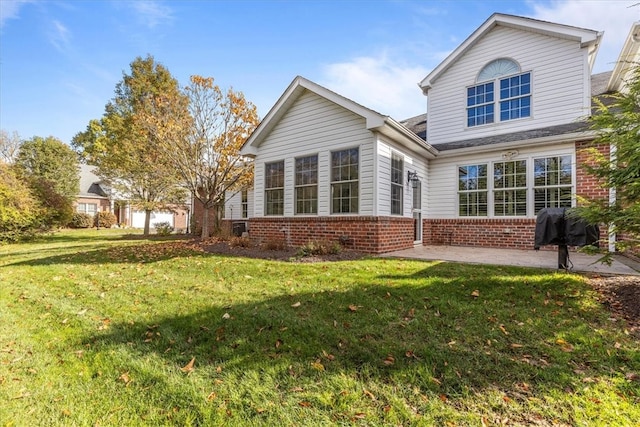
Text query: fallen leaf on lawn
363 389 376 400
222 313 231 319
291 302 301 308
244 275 253 279
499 324 509 335
439 394 448 402
119 372 131 384
348 304 358 312
298 401 312 407
352 413 366 419
180 357 196 373
383 355 395 365
290 387 304 392
502 395 512 403
52 276 61 281
431 377 442 386
275 339 282 349
471 290 480 297
625 372 639 382
311 362 325 371
447 340 456 346
61 408 71 416
207 392 217 401
384 405 391 412
510 343 524 348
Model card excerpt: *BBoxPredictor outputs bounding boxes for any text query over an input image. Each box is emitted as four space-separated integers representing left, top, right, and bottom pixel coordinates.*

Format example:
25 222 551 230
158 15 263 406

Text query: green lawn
1 229 638 426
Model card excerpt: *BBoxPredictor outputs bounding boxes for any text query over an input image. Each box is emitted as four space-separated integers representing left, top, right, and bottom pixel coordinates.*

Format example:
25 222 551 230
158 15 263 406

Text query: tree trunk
144 209 152 235
201 206 210 240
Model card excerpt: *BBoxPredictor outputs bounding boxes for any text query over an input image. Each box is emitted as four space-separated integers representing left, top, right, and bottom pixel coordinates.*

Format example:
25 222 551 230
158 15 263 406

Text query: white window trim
455 152 575 218
294 153 319 216
465 69 534 129
330 146 360 215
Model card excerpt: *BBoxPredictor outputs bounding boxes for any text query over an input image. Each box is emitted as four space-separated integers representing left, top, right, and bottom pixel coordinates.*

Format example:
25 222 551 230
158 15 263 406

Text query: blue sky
1 0 638 145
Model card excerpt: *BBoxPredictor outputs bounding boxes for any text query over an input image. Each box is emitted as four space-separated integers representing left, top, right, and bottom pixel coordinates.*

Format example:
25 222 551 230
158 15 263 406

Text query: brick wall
245 216 415 253
575 139 610 244
423 218 537 249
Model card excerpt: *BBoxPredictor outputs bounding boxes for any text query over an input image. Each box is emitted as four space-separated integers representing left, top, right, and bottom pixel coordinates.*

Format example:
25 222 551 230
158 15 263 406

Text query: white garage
131 211 174 229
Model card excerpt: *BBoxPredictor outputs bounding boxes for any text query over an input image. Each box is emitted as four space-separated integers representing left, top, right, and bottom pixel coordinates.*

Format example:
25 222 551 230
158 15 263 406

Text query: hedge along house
227 13 639 254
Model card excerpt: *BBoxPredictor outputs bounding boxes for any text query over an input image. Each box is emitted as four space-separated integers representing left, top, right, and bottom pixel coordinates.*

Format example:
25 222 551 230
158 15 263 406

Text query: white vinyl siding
427 25 590 146
427 143 575 218
252 90 375 217
224 189 254 220
375 137 427 216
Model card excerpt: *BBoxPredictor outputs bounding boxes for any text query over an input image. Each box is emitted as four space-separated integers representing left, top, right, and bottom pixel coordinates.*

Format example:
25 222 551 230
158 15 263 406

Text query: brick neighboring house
223 14 638 254
76 164 190 231
75 163 112 217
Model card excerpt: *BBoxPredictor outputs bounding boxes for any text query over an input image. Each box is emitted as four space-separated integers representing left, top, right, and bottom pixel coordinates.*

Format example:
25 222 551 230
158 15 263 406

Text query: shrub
229 236 251 248
94 211 117 228
297 240 342 257
0 163 42 242
69 213 94 228
262 238 287 251
153 221 174 236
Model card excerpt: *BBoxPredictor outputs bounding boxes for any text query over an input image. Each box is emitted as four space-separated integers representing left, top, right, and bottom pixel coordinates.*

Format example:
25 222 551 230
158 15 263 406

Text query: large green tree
577 63 640 256
73 55 187 235
140 75 258 238
0 163 42 242
13 136 79 228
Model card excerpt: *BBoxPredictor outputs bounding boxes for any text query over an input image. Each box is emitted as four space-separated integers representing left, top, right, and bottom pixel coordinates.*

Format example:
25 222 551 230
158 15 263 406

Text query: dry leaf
471 290 480 297
291 302 301 308
207 392 217 401
348 304 358 312
311 362 325 371
275 339 282 349
222 313 231 319
383 355 395 365
499 324 509 335
119 372 131 384
510 343 523 348
299 401 312 407
180 357 196 373
363 389 376 400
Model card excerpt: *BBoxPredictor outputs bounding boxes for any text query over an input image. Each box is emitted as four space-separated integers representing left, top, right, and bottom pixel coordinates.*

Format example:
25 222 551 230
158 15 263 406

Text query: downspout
608 143 617 253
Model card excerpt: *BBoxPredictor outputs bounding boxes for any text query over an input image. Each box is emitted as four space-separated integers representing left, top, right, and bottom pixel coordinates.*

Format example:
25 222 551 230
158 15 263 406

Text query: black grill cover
534 208 599 249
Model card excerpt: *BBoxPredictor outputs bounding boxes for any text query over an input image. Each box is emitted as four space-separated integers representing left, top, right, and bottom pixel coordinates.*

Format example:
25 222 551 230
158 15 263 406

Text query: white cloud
320 53 429 120
0 0 34 29
49 19 71 53
129 0 173 29
529 0 639 72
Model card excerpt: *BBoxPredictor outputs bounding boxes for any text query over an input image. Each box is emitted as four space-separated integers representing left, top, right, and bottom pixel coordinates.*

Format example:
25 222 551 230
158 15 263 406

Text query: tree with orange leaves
141 75 258 238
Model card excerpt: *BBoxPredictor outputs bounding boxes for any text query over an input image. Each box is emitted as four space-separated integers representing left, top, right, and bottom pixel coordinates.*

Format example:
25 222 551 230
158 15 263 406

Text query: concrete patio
383 245 639 276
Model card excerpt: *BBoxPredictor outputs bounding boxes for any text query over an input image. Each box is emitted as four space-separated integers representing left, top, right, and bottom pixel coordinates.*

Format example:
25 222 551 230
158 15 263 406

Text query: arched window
467 58 531 127
477 58 520 82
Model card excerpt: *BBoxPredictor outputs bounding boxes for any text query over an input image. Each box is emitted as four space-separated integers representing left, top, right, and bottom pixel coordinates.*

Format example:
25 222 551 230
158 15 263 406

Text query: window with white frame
295 155 318 214
493 160 527 216
264 160 284 215
331 148 359 214
458 164 488 216
77 203 97 215
390 152 403 215
467 58 531 127
241 190 248 218
533 155 573 213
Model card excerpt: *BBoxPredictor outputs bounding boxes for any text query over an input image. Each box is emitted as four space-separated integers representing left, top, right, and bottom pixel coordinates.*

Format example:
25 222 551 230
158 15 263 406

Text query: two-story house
228 13 639 253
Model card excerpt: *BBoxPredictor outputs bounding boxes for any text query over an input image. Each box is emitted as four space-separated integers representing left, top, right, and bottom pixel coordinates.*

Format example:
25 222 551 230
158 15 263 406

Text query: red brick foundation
245 216 416 254
423 218 537 249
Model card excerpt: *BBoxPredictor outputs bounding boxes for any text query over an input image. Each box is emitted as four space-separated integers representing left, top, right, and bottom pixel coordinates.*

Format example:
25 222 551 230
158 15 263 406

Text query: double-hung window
331 148 359 214
295 155 318 214
467 58 531 127
264 160 284 215
494 160 527 216
533 155 572 213
458 164 488 216
241 190 248 218
390 153 404 215
77 203 97 215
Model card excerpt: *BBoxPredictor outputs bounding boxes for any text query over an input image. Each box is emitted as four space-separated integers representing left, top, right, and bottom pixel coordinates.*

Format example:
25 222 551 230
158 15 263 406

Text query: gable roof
607 21 640 93
79 164 110 199
419 13 602 94
241 76 437 158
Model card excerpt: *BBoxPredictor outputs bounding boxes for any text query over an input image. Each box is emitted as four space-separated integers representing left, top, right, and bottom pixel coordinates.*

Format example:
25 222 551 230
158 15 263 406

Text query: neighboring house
228 14 639 253
76 164 190 231
76 164 112 216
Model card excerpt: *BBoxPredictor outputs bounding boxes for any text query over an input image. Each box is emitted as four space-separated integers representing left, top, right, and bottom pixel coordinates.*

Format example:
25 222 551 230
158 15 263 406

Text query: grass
1 229 638 426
